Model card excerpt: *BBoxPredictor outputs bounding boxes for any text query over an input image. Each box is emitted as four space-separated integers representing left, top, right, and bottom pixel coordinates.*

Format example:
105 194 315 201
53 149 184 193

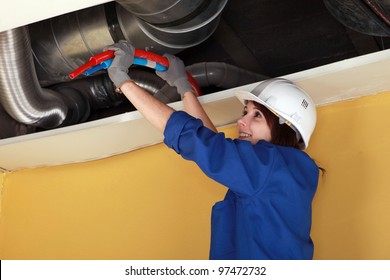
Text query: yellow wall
0 145 227 260
307 91 390 260
0 172 4 218
1 91 390 260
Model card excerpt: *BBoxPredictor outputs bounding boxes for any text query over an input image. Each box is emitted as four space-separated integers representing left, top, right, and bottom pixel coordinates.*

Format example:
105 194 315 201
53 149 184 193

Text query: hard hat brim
235 89 269 109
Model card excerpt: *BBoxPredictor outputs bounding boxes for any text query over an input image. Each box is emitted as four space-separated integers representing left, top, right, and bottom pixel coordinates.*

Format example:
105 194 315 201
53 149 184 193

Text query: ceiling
2 0 390 135
2 0 390 170
178 0 390 80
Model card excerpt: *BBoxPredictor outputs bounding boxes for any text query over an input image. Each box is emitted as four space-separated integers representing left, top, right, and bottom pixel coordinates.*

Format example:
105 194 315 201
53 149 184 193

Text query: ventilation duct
324 0 390 36
0 105 36 139
0 27 89 129
115 0 206 24
187 62 268 89
29 0 228 85
0 0 229 137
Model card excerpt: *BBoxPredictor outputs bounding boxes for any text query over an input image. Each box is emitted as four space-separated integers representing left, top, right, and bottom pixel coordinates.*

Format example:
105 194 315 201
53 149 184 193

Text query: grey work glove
104 40 135 88
155 54 193 97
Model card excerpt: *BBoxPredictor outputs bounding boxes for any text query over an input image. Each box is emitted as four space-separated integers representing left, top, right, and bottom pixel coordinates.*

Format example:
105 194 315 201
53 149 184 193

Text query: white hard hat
235 78 317 149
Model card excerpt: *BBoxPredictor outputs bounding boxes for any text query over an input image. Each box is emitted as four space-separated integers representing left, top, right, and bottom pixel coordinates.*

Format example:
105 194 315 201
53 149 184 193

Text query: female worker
105 41 320 260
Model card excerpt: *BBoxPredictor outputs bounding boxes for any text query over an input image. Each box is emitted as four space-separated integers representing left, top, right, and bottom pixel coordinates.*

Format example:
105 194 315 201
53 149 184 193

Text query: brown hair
254 102 326 174
253 103 301 149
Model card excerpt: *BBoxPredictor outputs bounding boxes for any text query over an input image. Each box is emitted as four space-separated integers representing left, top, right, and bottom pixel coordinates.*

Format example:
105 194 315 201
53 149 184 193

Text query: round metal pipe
29 1 228 84
29 5 115 86
118 0 228 49
115 0 204 25
0 27 68 128
186 62 268 89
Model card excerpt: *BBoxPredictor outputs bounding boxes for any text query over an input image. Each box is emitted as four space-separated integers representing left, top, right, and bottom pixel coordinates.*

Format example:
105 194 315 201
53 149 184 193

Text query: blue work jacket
164 111 319 260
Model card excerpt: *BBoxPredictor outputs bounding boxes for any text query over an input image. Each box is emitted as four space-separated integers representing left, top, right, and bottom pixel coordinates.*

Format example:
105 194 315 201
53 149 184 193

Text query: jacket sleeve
164 111 276 196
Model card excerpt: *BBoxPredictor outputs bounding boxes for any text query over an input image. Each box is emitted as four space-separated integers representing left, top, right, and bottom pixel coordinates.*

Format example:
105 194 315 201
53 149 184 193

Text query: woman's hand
105 40 135 88
155 54 193 98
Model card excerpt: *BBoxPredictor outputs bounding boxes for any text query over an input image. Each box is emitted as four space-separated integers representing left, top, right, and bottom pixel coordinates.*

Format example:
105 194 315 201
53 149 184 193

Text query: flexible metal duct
0 104 36 139
0 27 71 129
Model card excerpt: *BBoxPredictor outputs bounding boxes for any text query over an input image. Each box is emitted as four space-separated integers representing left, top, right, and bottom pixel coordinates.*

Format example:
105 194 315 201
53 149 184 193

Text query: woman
105 41 320 260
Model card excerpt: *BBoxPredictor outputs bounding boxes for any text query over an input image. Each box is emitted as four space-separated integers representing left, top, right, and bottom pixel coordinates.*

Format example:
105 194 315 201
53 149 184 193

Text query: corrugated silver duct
0 104 36 139
0 27 68 129
30 0 228 85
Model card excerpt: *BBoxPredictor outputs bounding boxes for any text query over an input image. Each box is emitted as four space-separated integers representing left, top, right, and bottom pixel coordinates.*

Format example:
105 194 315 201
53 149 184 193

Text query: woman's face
236 101 272 145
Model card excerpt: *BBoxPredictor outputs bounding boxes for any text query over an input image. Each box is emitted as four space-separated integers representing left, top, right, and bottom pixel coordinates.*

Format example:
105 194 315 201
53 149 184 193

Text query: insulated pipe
52 69 180 111
128 69 180 103
0 27 68 128
186 62 268 89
